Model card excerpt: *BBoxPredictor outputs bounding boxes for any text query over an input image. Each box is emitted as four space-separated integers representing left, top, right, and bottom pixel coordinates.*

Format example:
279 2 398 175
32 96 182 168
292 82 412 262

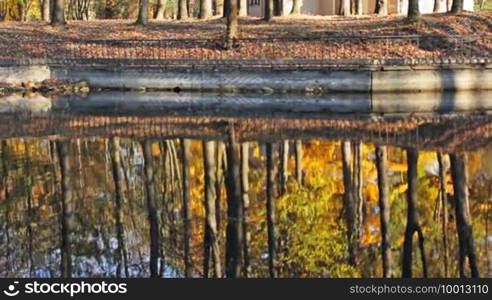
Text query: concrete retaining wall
1 64 491 93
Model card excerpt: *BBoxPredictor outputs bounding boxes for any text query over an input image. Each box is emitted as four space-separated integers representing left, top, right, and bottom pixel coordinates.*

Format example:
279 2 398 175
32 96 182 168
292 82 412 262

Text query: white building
248 0 474 17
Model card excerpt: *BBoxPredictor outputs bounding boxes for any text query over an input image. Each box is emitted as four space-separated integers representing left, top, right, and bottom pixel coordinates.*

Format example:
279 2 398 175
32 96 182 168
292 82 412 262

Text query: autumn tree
51 0 66 25
238 0 247 16
181 139 193 277
290 0 301 15
57 141 73 278
264 0 273 21
437 152 449 277
136 0 149 24
408 0 420 19
434 0 443 12
178 0 189 19
402 149 428 278
375 0 388 15
341 0 351 16
154 0 167 19
451 0 464 13
376 146 392 277
42 0 50 21
225 0 238 49
266 142 278 277
450 153 480 278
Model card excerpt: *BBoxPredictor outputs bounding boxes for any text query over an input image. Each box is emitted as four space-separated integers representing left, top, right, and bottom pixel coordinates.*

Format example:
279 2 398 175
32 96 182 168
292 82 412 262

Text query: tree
437 152 449 277
375 0 388 15
355 0 362 15
42 0 50 21
51 0 66 25
178 0 188 19
376 146 392 278
266 143 278 278
154 0 167 19
142 141 161 278
135 0 148 25
290 0 301 15
200 0 212 18
342 0 351 16
450 153 480 278
264 0 273 21
57 141 73 278
408 0 420 19
181 139 193 278
225 0 238 49
240 143 251 277
203 141 222 278
214 0 224 16
434 0 443 12
451 0 463 13
225 126 243 278
238 0 247 16
294 140 303 186
402 149 428 278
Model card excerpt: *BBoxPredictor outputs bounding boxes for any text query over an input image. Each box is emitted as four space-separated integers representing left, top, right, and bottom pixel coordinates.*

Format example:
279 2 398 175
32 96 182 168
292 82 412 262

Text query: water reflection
0 97 491 278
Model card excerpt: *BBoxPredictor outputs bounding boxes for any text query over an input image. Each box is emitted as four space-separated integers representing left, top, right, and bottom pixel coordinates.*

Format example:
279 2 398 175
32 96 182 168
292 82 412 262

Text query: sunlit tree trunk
294 140 303 186
437 152 450 278
375 0 388 15
264 0 274 21
376 146 392 278
434 0 443 12
110 138 129 278
450 153 480 278
136 0 149 24
178 0 189 19
240 143 251 277
402 149 428 278
290 0 301 14
57 141 73 278
408 0 420 19
225 126 243 278
142 141 161 278
42 0 50 21
203 141 222 278
200 0 212 18
214 0 224 16
181 139 193 278
451 0 463 13
342 141 358 266
51 0 66 25
279 140 289 195
266 143 278 278
356 0 363 15
215 142 226 236
225 0 238 49
238 0 247 16
154 0 167 19
342 0 351 16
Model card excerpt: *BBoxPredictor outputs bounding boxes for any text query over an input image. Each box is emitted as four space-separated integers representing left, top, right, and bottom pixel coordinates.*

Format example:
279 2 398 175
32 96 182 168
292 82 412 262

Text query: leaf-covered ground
0 12 491 60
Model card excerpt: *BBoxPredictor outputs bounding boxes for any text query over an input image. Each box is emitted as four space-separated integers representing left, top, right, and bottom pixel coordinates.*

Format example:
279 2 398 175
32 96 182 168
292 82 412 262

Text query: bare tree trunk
181 139 193 278
238 0 247 16
434 0 443 12
376 146 392 278
342 0 351 16
290 0 301 14
450 153 480 278
294 140 303 186
154 0 167 19
50 0 66 25
203 141 222 278
375 0 388 15
408 0 420 19
136 0 149 24
402 148 428 278
110 138 129 278
200 0 212 18
279 140 289 195
451 0 463 13
57 141 72 278
342 141 358 266
356 0 363 15
264 0 274 21
142 141 161 278
240 143 251 277
42 0 50 21
214 0 224 16
178 0 189 19
437 152 450 278
225 126 243 278
266 143 278 278
225 0 238 49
